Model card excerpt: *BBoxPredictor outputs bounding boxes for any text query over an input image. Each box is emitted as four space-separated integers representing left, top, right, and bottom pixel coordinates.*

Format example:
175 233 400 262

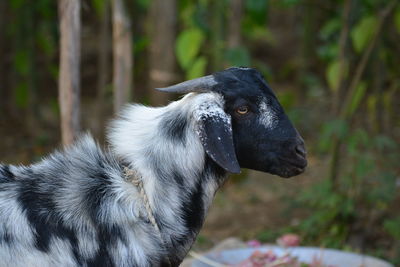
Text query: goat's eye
236 106 249 115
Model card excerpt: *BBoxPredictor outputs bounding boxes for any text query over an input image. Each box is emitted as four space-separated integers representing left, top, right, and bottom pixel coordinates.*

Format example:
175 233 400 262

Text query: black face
212 67 307 178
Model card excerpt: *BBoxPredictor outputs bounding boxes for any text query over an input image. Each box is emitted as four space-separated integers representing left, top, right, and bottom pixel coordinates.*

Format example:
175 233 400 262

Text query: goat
0 67 307 267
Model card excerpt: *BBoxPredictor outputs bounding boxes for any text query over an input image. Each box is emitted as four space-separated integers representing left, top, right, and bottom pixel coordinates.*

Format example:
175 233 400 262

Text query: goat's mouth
274 157 307 178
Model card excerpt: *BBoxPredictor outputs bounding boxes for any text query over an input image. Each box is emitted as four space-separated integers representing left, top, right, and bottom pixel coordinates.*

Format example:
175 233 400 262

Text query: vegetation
0 0 399 264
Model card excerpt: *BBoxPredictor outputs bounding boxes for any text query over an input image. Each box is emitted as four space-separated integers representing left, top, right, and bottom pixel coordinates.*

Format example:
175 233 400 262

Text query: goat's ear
197 112 241 174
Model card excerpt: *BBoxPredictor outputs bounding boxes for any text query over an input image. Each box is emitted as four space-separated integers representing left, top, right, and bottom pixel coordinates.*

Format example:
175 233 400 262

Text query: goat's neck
108 96 227 261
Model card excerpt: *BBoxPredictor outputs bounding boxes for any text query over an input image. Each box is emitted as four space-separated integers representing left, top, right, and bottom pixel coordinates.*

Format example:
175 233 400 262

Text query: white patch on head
187 93 231 147
259 101 278 129
191 92 230 126
187 93 232 158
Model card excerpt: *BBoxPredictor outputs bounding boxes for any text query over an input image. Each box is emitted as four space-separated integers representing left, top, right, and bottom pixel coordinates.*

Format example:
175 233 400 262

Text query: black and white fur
0 67 307 267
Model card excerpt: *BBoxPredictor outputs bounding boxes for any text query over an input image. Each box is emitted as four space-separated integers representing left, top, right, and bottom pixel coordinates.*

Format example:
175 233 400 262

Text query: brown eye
236 106 249 115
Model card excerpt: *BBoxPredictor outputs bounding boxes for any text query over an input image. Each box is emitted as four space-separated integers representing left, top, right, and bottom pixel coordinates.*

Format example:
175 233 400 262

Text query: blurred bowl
191 246 393 267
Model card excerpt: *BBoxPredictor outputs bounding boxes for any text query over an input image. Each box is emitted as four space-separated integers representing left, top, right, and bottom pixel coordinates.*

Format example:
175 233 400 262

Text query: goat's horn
155 75 217 93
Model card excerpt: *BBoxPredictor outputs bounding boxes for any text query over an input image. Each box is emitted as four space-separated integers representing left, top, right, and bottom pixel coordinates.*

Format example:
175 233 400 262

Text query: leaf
347 81 367 116
326 60 347 92
351 16 378 53
320 18 341 40
176 28 205 69
187 56 207 79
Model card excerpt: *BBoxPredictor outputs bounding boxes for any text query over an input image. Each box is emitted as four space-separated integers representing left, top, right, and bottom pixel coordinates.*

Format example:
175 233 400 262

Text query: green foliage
298 180 353 247
326 60 347 92
318 119 348 152
299 121 400 252
92 0 107 16
135 0 151 10
346 81 367 116
244 0 267 25
176 27 207 79
134 37 149 54
243 0 273 44
176 28 205 69
384 217 400 240
187 56 207 79
351 16 378 53
319 18 341 41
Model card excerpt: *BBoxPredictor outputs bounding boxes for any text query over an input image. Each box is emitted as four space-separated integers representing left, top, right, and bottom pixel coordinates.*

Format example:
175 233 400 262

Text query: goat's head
157 67 307 178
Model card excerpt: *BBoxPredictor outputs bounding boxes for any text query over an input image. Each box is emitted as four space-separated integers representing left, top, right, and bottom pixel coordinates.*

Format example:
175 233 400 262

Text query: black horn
155 75 217 93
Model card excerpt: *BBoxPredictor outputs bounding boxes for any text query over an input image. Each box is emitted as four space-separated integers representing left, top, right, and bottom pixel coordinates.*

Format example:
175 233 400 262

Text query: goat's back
0 136 162 267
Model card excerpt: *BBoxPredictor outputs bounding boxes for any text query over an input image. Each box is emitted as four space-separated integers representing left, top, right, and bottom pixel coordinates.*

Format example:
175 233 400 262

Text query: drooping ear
195 103 241 174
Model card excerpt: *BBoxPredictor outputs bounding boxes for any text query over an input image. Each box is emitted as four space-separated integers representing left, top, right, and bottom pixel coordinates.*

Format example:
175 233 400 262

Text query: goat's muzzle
278 139 307 178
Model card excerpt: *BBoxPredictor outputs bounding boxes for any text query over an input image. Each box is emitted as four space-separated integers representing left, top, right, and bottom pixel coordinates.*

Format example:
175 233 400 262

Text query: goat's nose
295 144 307 158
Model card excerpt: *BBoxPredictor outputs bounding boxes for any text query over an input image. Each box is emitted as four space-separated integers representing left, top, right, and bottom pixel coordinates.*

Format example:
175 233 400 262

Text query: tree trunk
58 0 81 146
95 0 111 138
148 0 177 106
112 0 133 113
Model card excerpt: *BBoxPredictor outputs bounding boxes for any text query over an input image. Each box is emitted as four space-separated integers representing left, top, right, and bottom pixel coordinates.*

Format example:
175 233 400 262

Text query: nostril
295 145 306 157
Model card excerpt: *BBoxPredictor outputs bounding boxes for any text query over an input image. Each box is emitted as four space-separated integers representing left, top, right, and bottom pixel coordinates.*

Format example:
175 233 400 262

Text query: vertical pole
58 0 81 146
112 0 133 113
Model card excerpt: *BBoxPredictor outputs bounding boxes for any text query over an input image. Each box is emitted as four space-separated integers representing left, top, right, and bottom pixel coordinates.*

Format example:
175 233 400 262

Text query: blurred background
0 0 399 264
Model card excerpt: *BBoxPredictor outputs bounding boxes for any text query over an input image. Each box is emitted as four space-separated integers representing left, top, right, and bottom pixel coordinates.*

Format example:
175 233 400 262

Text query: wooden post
112 0 133 113
148 0 176 106
95 0 111 138
58 0 81 146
